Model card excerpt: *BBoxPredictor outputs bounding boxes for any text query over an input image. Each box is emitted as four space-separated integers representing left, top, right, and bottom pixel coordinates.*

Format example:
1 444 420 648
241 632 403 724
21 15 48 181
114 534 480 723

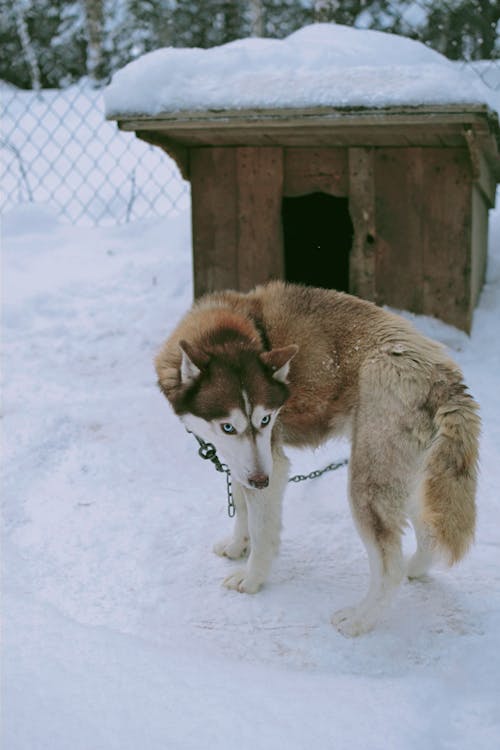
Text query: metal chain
288 459 348 483
190 433 236 517
189 431 347 518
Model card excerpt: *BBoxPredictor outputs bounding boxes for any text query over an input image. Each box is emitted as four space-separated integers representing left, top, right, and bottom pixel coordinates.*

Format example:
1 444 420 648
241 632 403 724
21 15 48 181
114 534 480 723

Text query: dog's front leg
213 483 250 559
223 449 289 594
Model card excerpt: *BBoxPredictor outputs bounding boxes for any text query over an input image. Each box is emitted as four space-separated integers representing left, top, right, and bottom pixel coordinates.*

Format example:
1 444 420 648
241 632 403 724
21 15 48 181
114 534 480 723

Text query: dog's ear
260 344 298 383
179 340 209 385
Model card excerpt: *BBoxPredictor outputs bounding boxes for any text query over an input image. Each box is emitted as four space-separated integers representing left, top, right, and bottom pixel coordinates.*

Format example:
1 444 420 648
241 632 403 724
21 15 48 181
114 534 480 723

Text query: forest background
3 1 499 92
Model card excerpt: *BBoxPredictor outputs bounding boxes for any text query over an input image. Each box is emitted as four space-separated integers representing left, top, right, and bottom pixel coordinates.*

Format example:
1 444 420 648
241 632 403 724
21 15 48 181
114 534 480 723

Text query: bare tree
249 0 264 37
15 0 41 91
313 0 340 23
83 0 105 84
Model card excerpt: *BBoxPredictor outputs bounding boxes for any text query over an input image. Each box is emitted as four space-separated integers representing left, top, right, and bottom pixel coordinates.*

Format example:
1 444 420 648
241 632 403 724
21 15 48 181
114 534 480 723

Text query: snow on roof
105 24 500 119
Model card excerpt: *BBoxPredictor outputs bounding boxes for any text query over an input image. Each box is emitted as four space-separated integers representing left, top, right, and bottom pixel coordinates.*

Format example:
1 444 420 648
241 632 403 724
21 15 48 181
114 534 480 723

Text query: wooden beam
115 104 499 175
113 103 497 133
464 128 497 206
470 185 489 309
126 129 190 179
130 125 472 148
348 147 376 302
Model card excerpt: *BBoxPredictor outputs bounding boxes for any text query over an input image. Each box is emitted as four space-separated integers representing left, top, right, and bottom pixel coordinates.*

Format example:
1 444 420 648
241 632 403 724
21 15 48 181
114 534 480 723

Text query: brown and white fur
155 281 480 636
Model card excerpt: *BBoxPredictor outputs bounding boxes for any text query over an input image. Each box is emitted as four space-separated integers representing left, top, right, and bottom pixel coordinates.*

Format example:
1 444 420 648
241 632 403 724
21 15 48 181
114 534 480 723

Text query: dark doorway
282 192 353 292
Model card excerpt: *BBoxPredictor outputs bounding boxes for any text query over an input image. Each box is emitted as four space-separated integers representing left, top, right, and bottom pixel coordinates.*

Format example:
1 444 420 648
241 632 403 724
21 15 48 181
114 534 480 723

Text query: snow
3 185 500 748
104 24 500 118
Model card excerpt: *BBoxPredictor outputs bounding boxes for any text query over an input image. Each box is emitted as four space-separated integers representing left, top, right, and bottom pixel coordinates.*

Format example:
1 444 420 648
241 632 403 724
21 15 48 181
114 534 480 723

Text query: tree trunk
15 1 41 91
478 0 500 59
313 1 339 23
249 0 264 37
84 0 105 85
222 1 241 42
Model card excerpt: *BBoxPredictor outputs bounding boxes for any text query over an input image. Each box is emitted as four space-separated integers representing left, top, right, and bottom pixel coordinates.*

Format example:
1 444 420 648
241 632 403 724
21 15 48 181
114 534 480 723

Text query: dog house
106 27 500 332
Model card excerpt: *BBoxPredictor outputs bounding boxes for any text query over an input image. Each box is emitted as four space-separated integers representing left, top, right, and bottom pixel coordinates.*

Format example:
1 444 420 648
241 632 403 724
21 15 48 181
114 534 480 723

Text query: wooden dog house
112 104 499 332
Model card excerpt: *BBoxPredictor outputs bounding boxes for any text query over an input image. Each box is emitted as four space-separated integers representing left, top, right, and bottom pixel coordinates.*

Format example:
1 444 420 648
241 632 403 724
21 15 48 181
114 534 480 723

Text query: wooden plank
283 148 348 196
235 147 284 291
420 149 472 330
348 148 376 302
114 103 495 129
464 129 497 206
374 148 425 314
374 147 473 331
190 148 239 297
127 124 477 148
470 185 488 309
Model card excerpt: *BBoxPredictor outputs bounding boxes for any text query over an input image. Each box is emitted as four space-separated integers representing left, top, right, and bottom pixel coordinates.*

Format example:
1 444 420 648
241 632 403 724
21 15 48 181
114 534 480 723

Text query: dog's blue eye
261 415 271 427
221 423 236 434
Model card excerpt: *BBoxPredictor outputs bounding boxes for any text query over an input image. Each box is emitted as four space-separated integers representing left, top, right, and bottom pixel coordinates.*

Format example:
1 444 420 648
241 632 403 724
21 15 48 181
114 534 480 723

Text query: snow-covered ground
2 185 500 748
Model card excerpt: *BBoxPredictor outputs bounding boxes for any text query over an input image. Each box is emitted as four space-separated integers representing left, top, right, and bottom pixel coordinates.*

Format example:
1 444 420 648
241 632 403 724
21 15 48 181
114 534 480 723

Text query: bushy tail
422 386 480 565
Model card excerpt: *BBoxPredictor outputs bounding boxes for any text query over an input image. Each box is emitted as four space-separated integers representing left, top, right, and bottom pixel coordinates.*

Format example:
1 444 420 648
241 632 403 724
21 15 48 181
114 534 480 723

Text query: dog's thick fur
155 281 480 636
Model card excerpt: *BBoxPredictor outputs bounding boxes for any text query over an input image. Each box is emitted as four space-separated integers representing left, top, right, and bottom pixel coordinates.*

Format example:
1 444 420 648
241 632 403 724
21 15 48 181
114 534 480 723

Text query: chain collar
188 430 348 518
188 431 235 517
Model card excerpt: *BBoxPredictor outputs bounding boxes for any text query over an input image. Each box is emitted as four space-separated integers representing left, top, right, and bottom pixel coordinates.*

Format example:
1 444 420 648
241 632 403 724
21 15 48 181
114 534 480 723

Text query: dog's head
163 336 297 489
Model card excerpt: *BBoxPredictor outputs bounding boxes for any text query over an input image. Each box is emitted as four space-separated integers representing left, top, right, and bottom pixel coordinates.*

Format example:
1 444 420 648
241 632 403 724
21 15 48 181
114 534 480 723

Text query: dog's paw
406 554 432 580
213 536 249 560
331 605 375 637
223 569 261 594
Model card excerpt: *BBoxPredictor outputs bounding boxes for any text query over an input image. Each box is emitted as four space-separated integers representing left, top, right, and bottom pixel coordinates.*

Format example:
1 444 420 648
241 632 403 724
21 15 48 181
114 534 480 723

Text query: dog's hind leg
213 483 250 559
223 448 289 594
407 504 435 579
332 387 417 636
332 462 407 636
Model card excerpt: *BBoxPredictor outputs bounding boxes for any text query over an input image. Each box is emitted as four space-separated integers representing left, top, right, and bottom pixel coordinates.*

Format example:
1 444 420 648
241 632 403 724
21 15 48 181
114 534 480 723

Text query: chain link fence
1 83 190 226
1 1 499 226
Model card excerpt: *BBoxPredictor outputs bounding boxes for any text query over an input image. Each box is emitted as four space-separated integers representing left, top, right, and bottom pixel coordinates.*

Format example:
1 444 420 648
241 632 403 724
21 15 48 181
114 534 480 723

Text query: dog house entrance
282 193 353 292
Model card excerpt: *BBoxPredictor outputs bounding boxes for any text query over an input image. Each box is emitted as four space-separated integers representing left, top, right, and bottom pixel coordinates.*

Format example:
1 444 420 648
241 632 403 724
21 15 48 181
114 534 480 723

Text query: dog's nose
248 473 269 490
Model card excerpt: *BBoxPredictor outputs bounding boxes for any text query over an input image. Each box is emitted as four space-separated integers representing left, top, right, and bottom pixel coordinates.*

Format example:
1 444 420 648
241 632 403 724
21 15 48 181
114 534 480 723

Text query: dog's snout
248 473 269 490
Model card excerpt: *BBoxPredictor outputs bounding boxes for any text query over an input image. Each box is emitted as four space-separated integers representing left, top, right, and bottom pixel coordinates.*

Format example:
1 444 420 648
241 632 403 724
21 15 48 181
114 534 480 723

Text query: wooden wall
373 147 473 330
190 143 488 331
190 147 284 296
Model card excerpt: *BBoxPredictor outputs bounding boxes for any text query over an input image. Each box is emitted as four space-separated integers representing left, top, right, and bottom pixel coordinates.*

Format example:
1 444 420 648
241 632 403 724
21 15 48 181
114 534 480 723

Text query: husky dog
155 281 479 636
